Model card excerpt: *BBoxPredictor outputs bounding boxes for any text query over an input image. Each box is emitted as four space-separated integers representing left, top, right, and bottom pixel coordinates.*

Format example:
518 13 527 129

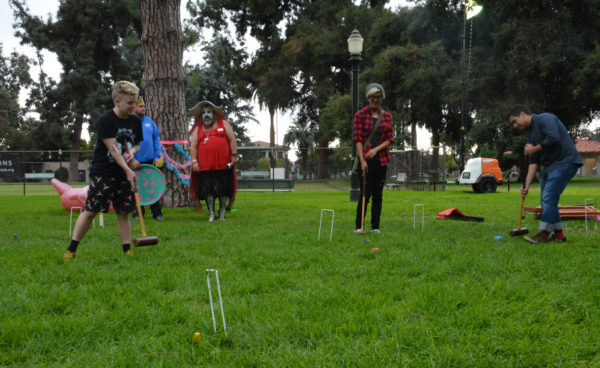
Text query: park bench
237 170 294 192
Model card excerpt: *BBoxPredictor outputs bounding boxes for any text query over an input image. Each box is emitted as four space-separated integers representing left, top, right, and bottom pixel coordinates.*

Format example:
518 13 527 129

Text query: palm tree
284 119 316 180
249 41 297 147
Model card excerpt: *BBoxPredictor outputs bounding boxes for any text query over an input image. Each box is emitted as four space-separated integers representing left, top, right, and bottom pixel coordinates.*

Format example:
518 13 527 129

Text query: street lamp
459 0 482 173
348 29 363 202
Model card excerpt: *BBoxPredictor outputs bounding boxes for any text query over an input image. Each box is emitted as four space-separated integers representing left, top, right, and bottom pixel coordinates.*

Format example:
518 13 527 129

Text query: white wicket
318 209 335 241
413 204 424 231
206 269 227 336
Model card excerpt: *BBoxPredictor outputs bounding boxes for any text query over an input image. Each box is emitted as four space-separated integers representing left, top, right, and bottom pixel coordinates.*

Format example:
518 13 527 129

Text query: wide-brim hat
190 100 224 119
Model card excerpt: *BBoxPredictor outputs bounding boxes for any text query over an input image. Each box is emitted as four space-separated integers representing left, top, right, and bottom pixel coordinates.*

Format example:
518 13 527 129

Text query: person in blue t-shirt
131 97 164 221
508 105 583 244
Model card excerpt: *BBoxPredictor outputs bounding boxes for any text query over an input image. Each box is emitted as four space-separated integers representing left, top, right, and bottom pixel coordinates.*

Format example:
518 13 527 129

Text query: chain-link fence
1 146 461 192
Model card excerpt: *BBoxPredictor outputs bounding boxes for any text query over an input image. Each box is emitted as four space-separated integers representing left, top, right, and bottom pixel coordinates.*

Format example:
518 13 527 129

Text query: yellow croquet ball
155 157 164 168
193 332 201 343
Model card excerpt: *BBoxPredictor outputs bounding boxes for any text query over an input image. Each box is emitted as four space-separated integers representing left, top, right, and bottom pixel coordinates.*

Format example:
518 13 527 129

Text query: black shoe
550 233 567 243
154 215 164 221
132 214 139 220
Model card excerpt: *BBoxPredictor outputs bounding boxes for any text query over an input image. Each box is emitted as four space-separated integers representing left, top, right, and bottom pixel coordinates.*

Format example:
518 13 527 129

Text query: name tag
217 128 224 132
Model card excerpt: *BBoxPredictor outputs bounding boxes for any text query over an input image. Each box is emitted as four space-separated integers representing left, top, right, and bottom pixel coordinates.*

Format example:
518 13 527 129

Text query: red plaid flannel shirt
352 106 394 166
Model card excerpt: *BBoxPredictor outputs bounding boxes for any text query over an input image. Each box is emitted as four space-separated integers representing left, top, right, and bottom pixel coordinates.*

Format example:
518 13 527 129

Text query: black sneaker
154 215 164 221
550 233 567 243
132 214 140 220
524 232 550 244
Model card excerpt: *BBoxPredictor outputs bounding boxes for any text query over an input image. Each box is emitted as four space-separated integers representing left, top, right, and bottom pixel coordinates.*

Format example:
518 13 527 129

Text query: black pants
355 162 387 230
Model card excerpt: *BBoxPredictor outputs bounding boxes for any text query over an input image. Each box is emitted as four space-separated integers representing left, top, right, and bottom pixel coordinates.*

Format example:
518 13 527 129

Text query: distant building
575 139 600 176
248 141 288 160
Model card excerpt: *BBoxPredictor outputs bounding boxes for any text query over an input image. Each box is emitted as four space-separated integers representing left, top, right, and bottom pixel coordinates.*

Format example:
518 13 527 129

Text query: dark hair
507 105 531 119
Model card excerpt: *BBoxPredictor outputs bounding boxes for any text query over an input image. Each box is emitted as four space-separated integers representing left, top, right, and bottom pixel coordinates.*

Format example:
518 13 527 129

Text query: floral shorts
85 175 135 214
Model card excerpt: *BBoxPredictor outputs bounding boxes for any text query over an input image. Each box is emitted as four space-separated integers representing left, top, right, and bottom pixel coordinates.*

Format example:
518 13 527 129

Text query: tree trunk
269 106 275 147
430 128 440 181
301 151 308 180
140 0 188 207
411 120 417 149
68 119 82 182
317 140 329 179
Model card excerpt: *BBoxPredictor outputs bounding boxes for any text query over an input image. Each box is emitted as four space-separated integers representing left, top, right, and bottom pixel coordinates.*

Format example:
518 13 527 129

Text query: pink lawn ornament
51 178 116 211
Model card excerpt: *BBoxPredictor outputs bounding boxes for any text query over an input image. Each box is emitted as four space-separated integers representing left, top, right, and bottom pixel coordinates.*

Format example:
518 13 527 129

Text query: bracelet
192 159 197 163
231 153 238 157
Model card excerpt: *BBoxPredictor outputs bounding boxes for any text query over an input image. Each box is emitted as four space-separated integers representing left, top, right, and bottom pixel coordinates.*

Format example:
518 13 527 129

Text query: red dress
190 119 236 201
196 120 231 171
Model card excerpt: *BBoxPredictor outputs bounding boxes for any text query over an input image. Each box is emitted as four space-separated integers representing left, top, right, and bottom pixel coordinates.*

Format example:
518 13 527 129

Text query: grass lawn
1 179 600 367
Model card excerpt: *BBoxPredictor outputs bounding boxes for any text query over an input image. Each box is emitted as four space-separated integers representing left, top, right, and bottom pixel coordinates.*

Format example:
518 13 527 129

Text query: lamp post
459 0 482 173
348 29 364 202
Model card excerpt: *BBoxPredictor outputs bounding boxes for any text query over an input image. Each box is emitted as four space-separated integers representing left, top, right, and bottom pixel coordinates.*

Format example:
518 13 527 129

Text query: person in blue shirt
508 105 583 244
132 97 165 221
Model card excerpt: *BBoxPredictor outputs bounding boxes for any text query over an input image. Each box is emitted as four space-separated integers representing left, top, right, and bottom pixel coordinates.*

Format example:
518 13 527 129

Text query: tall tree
185 36 255 143
10 0 143 180
468 0 600 163
284 118 316 179
248 39 298 148
139 0 188 207
0 44 32 150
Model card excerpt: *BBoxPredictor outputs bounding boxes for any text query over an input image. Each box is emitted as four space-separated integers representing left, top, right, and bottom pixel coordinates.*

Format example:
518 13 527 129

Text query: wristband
231 153 238 157
192 159 197 163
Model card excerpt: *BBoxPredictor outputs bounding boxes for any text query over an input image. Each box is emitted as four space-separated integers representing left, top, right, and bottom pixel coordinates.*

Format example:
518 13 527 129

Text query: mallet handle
518 155 529 229
134 191 147 237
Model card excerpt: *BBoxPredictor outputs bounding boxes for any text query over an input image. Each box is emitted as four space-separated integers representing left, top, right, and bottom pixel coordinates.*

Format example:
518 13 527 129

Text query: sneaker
369 229 381 234
550 233 567 243
353 228 363 234
154 215 164 221
132 214 140 220
124 249 134 256
208 214 215 222
64 250 76 262
524 232 550 244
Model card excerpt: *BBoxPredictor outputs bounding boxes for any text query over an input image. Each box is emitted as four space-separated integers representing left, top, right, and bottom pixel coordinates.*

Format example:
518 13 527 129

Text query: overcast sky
1 0 431 149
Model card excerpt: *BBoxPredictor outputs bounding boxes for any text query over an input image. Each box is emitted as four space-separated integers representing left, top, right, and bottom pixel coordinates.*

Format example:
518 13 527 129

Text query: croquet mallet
360 171 367 235
132 181 159 246
509 156 530 237
126 146 159 246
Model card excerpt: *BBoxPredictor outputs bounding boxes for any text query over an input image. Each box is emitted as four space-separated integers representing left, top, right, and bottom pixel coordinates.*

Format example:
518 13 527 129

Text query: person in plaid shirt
353 83 394 234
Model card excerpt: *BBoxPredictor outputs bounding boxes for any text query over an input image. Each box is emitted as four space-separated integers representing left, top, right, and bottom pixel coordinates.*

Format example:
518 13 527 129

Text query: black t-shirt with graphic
90 109 142 178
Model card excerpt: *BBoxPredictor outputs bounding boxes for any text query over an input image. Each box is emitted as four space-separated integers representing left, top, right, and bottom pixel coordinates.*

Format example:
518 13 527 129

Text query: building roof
575 139 600 154
252 140 287 149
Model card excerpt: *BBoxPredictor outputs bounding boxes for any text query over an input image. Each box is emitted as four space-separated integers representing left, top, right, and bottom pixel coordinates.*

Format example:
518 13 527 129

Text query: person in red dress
189 100 238 221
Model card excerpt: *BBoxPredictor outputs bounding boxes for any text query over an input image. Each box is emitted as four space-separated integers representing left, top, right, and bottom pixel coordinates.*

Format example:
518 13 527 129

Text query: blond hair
112 81 139 100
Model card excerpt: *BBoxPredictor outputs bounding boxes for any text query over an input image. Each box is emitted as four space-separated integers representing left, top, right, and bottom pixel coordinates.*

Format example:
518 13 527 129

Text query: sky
1 0 431 150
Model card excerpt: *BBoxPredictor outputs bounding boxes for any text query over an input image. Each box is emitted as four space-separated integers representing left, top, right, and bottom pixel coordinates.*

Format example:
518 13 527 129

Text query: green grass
1 179 600 367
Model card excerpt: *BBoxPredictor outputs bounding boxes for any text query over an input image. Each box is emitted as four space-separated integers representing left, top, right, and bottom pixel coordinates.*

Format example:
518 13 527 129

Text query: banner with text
0 153 21 181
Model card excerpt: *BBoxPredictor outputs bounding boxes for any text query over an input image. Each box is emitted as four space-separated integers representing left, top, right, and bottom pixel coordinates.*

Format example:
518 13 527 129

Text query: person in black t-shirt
64 81 143 261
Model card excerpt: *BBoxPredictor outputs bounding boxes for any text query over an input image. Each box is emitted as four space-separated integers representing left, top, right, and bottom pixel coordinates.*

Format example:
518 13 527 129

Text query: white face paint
202 109 215 125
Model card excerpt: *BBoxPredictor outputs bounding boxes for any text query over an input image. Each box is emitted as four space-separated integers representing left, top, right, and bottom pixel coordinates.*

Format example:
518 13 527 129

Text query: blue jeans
538 163 578 232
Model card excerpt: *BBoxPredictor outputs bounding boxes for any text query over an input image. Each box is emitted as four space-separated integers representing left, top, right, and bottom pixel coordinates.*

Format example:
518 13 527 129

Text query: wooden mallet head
509 227 529 237
133 236 159 246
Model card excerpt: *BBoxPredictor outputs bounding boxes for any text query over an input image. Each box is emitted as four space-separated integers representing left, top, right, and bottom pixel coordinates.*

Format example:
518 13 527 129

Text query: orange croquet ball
193 332 201 343
370 247 380 253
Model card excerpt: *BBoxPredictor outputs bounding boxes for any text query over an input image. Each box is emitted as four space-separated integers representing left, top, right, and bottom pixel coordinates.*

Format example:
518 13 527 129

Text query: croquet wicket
413 204 424 231
206 269 227 335
318 209 335 241
585 198 597 233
